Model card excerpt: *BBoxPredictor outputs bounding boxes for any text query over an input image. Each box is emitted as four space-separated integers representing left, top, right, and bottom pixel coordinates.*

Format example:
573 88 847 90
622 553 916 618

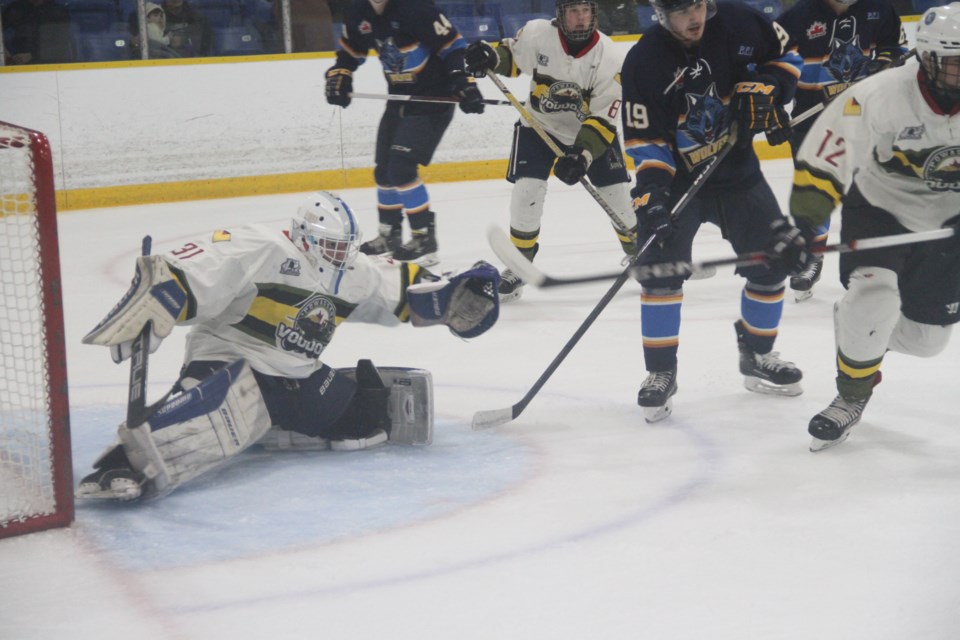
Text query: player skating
620 0 809 422
786 4 960 450
78 192 499 500
778 0 907 301
325 0 486 267
463 0 637 302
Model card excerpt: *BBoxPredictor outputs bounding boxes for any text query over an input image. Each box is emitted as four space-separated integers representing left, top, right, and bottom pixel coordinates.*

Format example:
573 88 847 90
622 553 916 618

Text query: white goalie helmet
290 191 362 281
915 2 960 99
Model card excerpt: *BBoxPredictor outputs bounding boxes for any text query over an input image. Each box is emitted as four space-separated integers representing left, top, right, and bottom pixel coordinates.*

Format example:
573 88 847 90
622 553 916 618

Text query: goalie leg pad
82 255 188 362
120 359 272 499
339 366 434 446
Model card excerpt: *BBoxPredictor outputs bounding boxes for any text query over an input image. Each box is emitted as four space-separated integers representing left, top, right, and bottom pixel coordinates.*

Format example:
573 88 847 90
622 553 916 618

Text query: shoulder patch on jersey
842 96 862 116
806 21 827 39
280 258 301 276
212 230 232 242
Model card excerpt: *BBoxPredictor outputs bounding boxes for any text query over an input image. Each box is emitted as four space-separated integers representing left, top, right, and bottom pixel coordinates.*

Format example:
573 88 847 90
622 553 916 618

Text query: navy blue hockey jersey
621 1 802 196
777 0 906 129
332 0 468 97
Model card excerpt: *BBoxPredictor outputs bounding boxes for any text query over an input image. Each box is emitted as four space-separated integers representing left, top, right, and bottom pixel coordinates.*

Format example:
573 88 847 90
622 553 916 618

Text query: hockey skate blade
487 226 546 287
809 430 853 452
743 378 803 397
642 401 673 423
472 407 514 430
793 289 814 303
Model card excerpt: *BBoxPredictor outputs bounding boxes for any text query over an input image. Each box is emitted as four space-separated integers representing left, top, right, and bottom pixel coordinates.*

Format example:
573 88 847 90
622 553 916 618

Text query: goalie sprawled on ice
79 191 500 501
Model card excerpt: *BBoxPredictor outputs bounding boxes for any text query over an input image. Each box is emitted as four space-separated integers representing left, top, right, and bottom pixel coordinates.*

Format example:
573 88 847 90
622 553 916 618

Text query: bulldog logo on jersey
923 147 960 192
276 295 338 358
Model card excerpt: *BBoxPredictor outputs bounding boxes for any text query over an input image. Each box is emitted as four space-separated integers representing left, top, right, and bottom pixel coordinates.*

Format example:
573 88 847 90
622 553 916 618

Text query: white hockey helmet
915 2 960 99
291 191 362 276
556 0 598 42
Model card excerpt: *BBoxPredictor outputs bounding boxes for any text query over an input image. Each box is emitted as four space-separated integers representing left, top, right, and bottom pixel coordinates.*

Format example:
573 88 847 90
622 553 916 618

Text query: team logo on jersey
842 96 862 116
539 81 584 117
277 295 338 358
897 125 926 141
212 230 232 243
680 83 725 145
825 36 869 84
923 147 960 192
806 21 827 39
537 53 549 66
378 37 405 74
280 258 301 276
359 20 372 34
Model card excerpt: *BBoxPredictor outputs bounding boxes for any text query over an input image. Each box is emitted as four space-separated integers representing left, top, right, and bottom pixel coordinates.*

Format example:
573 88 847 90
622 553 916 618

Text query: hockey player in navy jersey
463 0 638 302
325 0 486 267
778 0 907 301
620 0 808 422
784 4 960 451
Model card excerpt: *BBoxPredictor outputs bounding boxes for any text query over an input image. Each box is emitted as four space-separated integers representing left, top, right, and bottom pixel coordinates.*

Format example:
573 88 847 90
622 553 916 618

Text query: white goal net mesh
0 121 72 536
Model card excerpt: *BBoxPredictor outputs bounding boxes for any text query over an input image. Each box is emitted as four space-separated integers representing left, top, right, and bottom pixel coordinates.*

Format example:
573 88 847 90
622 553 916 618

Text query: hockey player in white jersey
77 191 500 501
463 0 637 301
782 3 960 451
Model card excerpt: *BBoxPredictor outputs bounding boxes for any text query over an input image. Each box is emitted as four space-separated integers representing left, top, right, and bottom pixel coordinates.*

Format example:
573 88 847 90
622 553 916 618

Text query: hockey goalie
78 191 500 501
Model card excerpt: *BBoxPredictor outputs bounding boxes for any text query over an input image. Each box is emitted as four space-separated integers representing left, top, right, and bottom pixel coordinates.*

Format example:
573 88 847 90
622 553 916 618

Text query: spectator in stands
275 0 336 52
163 0 213 56
1 0 74 64
596 0 640 34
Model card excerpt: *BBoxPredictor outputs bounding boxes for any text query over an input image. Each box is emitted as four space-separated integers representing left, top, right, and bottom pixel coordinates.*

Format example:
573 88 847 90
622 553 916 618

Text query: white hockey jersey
501 19 624 156
792 61 960 232
163 224 411 379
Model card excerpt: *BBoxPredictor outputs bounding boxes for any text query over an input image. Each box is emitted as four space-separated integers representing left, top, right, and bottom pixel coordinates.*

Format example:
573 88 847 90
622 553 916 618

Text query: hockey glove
632 184 674 247
407 261 500 338
325 67 353 108
864 52 896 76
464 40 498 78
733 77 792 147
82 255 188 363
553 149 590 185
766 219 813 274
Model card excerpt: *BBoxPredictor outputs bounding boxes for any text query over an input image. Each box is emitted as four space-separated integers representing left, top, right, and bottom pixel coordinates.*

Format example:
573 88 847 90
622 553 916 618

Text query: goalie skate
637 369 678 423
76 444 146 501
735 322 803 396
808 394 869 452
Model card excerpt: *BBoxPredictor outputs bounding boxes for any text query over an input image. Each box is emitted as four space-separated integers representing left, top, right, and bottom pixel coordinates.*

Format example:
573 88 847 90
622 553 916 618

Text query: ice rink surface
3 160 960 639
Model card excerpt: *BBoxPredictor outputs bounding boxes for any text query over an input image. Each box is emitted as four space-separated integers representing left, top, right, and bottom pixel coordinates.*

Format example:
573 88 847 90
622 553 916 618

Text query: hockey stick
484 69 635 238
789 48 916 129
472 131 739 430
491 226 956 290
349 92 515 107
126 235 154 428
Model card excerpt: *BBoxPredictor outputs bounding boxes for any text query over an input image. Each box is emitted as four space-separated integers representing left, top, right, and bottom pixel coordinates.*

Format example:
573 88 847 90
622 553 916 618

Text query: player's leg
499 122 556 301
586 139 638 257
787 125 827 301
388 104 456 266
78 359 273 501
723 180 802 396
363 106 406 256
634 197 701 422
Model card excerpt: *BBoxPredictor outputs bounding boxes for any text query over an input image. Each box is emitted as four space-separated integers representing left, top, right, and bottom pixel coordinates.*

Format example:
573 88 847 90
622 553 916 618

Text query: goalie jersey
496 18 624 157
163 225 426 378
791 61 960 233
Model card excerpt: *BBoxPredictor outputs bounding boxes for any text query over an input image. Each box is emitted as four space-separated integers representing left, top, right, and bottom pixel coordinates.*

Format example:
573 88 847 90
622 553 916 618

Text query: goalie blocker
78 358 434 501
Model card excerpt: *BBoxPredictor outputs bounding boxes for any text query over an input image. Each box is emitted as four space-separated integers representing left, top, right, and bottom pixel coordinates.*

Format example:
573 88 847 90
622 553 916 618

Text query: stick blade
471 406 516 430
487 225 546 287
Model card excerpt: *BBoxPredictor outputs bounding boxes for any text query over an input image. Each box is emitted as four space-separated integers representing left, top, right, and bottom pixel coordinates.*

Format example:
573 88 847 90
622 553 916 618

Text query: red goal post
0 120 73 538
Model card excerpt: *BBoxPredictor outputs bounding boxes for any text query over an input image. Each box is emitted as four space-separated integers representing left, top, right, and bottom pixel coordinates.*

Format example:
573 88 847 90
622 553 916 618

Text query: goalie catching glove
407 260 500 338
82 255 188 363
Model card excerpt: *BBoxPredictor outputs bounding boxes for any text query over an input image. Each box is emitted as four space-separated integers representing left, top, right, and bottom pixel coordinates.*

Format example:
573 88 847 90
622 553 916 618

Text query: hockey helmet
916 3 960 100
555 0 598 42
291 191 362 277
649 0 717 35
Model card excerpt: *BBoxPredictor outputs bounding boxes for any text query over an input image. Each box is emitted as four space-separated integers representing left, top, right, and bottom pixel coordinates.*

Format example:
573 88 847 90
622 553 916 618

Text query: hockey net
0 121 73 538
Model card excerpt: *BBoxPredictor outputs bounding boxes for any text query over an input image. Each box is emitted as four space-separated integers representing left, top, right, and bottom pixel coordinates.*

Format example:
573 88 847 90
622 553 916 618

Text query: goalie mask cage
0 121 73 538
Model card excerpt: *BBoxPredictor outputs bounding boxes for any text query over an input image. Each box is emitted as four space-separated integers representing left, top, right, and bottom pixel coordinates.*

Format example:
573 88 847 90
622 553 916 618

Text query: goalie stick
349 92 515 107
490 227 956 290
472 129 739 430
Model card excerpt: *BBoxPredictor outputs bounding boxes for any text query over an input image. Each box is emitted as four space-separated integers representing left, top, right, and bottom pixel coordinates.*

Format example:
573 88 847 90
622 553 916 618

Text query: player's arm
407 6 484 114
789 89 869 231
868 9 909 74
324 8 370 108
